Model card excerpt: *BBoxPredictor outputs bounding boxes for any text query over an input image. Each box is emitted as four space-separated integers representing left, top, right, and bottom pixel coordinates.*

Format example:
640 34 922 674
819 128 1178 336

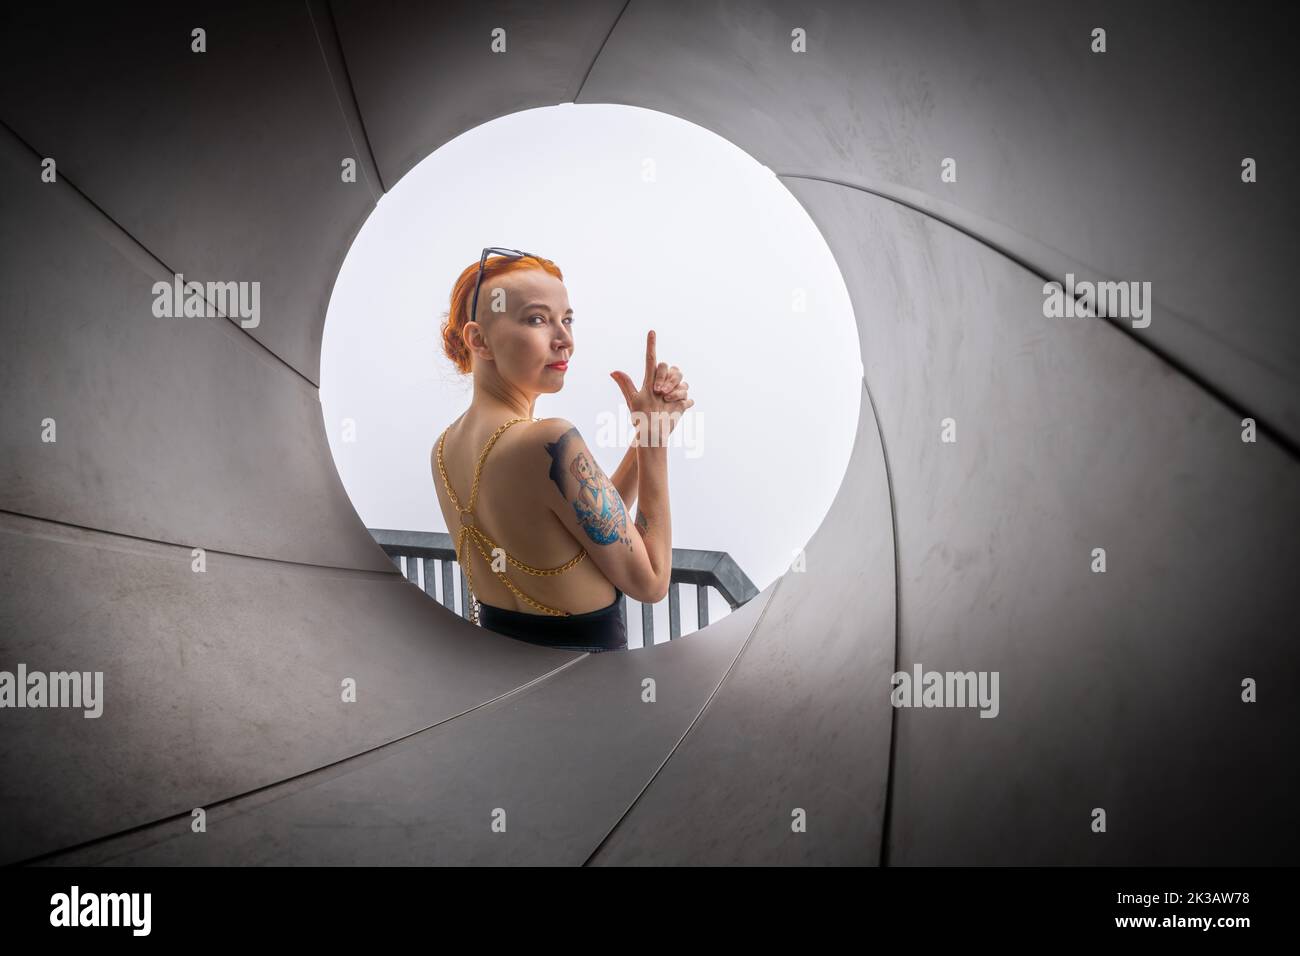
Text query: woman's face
470 268 574 393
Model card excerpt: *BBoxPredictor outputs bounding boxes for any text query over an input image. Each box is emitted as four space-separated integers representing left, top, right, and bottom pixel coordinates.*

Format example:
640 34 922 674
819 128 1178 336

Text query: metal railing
368 528 758 645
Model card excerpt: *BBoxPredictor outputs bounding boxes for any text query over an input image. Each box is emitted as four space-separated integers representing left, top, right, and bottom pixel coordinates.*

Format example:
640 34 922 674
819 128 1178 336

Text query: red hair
440 253 564 375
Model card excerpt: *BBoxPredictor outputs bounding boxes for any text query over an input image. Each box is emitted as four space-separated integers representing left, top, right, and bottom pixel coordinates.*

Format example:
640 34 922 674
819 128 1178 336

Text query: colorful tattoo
545 427 632 548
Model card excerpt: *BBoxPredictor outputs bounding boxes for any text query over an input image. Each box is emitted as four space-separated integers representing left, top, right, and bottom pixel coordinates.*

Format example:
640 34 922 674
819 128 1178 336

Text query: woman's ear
463 321 489 361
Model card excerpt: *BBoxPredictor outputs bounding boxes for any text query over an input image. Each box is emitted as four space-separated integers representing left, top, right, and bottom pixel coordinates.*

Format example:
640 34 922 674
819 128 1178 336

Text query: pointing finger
644 330 656 387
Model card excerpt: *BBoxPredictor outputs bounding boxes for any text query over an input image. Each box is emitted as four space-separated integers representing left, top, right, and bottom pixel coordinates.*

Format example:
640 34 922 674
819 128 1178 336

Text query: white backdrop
321 102 864 640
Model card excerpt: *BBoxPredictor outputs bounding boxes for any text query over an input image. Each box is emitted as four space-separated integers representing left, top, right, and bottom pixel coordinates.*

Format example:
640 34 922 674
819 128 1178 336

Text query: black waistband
478 588 628 652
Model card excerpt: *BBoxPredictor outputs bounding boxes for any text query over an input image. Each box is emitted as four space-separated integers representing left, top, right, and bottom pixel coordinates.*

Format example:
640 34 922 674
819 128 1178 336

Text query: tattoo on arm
635 509 649 536
545 427 633 550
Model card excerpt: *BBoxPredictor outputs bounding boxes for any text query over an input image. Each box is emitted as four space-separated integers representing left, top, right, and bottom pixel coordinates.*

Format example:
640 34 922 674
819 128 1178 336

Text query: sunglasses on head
469 247 541 324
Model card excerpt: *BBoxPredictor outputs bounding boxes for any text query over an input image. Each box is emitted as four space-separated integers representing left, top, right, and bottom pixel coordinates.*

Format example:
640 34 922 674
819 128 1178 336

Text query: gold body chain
436 416 587 623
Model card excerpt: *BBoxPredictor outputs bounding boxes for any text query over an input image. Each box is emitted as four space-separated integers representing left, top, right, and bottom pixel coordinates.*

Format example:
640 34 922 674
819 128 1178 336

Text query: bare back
432 415 618 614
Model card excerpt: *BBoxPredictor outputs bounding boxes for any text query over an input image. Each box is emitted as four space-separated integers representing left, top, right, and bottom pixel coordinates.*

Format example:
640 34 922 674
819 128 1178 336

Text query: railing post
668 581 681 640
440 559 454 611
697 583 709 628
641 601 654 648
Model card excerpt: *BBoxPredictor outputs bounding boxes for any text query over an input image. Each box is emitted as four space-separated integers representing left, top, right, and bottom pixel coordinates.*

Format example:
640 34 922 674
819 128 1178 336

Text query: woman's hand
610 330 694 446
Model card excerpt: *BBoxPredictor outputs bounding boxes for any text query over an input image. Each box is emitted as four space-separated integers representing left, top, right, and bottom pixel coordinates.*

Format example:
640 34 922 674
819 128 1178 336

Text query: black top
478 588 628 652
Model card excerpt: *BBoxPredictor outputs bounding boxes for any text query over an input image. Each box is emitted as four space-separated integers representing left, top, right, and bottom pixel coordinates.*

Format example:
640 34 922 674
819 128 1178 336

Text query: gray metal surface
793 180 1300 864
39 586 774 865
591 383 896 865
331 0 628 189
1 0 1296 865
0 510 599 863
0 2 380 385
0 123 392 571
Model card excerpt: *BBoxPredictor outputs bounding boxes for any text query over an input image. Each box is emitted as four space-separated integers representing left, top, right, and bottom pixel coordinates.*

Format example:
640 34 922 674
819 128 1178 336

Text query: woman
432 249 694 653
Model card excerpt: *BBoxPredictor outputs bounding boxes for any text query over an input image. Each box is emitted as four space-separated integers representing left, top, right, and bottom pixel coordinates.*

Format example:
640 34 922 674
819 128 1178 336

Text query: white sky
321 102 863 641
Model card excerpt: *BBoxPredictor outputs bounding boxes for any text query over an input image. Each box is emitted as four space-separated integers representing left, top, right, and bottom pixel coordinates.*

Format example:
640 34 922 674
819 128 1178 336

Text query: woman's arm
609 444 638 512
537 419 667 603
633 432 671 598
607 330 692 598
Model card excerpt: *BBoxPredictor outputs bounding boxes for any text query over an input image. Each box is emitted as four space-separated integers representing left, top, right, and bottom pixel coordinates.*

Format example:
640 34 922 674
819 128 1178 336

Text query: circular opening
322 103 863 647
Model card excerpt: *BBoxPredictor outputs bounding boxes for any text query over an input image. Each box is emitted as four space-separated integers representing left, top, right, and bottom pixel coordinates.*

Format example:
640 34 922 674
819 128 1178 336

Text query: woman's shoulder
459 417 564 469
499 418 574 464
433 414 463 449
529 416 574 437
435 416 579 471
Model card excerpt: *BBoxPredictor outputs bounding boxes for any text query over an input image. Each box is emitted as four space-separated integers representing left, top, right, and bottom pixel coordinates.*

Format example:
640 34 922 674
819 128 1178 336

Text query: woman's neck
467 376 537 423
